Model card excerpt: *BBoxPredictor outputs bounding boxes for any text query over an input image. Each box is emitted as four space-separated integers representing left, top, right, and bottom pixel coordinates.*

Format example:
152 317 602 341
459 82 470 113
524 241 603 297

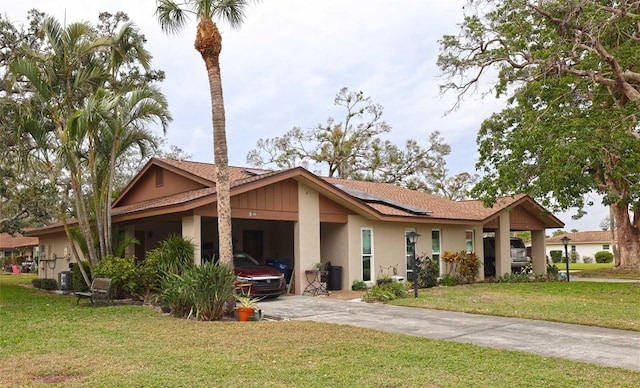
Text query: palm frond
156 0 189 35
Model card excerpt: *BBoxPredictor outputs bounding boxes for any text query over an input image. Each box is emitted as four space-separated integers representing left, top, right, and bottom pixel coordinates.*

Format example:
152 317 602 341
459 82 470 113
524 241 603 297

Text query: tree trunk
612 204 640 269
195 18 233 266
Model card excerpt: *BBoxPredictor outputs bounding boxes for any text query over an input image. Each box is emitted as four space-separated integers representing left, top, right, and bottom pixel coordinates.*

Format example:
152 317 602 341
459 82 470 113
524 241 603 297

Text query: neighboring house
0 232 39 264
546 231 616 263
27 158 564 292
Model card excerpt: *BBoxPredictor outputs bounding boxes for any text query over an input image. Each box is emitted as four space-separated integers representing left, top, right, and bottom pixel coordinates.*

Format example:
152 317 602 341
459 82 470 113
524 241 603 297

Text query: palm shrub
142 235 196 304
547 263 560 281
147 234 195 275
161 262 236 321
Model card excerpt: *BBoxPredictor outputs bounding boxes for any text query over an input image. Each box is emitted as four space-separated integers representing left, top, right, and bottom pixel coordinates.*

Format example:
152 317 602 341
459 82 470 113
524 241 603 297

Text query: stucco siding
37 232 77 282
546 242 612 262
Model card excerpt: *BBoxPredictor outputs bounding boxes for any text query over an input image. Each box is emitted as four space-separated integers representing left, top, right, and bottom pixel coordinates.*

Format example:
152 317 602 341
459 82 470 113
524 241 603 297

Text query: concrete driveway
261 295 640 372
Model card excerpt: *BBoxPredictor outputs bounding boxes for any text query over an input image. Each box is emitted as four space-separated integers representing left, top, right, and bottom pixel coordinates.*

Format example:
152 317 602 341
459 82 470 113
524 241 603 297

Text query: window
465 230 474 253
361 228 373 282
571 245 576 252
432 230 441 274
406 229 416 281
603 244 610 250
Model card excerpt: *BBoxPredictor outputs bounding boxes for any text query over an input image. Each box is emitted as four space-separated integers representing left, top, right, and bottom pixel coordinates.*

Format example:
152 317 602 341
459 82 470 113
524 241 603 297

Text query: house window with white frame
465 230 474 253
432 229 441 273
361 228 373 282
406 229 416 281
603 244 610 250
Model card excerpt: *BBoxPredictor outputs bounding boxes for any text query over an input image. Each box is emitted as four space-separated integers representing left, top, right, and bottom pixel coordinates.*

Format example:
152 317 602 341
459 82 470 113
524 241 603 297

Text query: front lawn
571 263 640 280
2 274 640 387
393 281 640 331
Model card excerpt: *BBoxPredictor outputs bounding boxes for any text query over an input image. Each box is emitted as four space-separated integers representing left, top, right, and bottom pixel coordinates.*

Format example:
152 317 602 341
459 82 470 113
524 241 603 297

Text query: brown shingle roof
109 159 558 226
0 233 38 249
546 231 615 243
323 177 524 221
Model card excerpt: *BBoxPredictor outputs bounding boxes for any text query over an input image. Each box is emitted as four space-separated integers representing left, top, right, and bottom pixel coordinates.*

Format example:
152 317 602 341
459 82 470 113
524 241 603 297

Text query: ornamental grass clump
162 262 236 321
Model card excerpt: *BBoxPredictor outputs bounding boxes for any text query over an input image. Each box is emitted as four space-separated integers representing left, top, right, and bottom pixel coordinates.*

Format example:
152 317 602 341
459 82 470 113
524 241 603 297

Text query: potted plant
234 292 262 322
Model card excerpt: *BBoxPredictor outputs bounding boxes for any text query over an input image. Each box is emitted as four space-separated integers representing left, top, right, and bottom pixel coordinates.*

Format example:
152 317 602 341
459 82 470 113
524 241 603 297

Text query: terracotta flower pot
237 306 255 322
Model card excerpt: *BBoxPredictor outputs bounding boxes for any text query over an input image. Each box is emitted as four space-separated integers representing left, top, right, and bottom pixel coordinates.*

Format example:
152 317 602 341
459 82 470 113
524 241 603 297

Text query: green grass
393 281 640 331
569 263 640 279
2 274 640 387
569 262 615 270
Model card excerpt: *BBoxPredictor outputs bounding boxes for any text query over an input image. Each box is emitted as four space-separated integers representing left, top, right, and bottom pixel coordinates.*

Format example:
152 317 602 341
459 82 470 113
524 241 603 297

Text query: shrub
71 261 91 292
147 234 195 276
416 254 439 288
595 251 614 263
441 251 460 276
40 278 58 290
582 256 594 264
161 262 236 320
93 256 143 299
570 251 579 263
440 274 458 286
546 263 560 282
362 282 407 303
31 278 42 289
549 250 563 263
495 272 530 283
142 234 197 304
351 280 367 290
457 252 481 283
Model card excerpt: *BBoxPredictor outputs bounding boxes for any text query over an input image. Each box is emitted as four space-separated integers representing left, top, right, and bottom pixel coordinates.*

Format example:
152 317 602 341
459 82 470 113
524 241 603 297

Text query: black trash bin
327 264 343 291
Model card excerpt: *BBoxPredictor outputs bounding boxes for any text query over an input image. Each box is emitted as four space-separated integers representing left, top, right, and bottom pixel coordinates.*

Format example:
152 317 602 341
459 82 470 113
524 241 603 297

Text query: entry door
243 230 264 263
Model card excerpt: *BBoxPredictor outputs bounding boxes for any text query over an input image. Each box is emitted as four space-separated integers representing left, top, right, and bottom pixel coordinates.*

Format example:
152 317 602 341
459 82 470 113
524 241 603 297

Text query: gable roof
546 231 615 244
0 233 38 250
110 158 563 228
26 158 565 235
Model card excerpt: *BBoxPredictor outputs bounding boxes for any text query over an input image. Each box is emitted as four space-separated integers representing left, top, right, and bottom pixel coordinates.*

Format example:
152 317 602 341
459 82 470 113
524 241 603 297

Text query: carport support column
474 224 485 281
531 230 546 274
123 225 136 258
294 183 321 294
182 215 202 266
495 211 511 276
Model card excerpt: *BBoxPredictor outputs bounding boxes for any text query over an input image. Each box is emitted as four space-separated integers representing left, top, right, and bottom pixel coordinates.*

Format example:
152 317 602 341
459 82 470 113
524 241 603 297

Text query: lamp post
561 236 571 282
407 231 421 298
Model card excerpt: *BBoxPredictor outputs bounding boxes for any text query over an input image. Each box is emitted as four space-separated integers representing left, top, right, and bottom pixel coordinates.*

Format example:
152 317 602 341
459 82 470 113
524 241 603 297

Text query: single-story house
28 158 564 293
546 231 616 262
0 233 39 261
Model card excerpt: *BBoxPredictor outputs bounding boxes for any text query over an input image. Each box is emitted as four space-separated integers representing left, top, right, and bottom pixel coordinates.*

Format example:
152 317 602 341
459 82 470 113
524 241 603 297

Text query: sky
2 0 609 232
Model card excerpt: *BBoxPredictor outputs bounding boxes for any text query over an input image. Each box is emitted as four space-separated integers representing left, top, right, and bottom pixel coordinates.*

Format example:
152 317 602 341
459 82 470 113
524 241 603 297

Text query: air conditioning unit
58 271 73 291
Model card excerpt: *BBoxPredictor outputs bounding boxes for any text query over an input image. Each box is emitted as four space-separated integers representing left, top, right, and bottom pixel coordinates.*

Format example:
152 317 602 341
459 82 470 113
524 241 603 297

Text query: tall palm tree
12 15 171 270
11 16 111 267
156 0 257 266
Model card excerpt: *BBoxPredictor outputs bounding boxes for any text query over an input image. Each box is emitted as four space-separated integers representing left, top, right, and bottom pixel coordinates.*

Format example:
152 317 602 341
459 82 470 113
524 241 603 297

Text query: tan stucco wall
531 230 546 273
37 232 77 282
294 183 321 293
182 215 202 265
342 217 486 286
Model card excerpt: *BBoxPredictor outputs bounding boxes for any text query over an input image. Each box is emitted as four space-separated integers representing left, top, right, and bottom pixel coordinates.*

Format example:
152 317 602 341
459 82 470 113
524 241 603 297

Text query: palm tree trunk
195 18 233 265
